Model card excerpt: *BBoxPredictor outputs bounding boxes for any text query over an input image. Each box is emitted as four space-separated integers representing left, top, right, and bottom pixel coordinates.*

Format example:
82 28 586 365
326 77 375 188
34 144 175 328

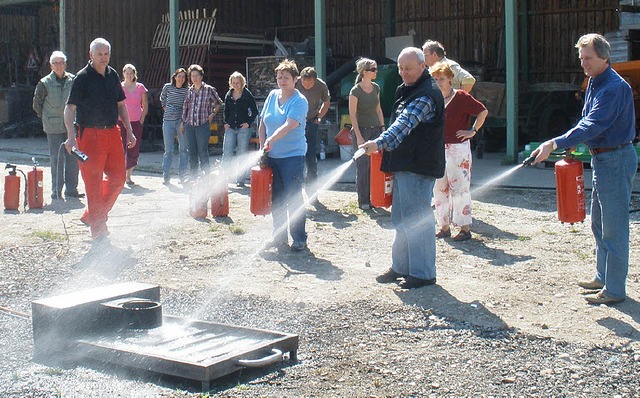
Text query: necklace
444 89 455 107
444 89 454 100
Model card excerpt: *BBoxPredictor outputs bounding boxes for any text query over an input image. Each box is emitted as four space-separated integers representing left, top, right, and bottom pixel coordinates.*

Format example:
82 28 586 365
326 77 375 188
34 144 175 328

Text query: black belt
589 142 631 156
84 125 116 130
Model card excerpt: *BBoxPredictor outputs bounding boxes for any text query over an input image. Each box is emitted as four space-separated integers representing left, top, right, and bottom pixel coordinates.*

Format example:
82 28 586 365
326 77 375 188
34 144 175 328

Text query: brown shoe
452 230 471 241
376 268 403 283
435 229 451 239
398 275 437 289
577 279 604 290
585 291 625 305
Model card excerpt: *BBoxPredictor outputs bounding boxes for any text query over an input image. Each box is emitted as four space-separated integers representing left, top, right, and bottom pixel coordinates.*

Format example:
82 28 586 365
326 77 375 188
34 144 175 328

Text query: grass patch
575 250 591 260
235 383 250 391
229 225 245 235
39 368 65 376
208 225 221 232
32 230 65 241
517 235 532 241
342 201 361 215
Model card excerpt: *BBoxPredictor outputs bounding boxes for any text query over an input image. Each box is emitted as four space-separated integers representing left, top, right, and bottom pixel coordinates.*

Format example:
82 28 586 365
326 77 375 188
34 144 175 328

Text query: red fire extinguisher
250 164 273 216
27 159 44 209
555 154 586 224
188 177 208 219
209 171 229 217
370 150 393 208
4 164 26 211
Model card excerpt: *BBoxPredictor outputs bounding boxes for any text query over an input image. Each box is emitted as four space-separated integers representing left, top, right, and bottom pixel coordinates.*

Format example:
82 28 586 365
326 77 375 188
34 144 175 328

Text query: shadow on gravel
367 207 393 229
472 218 519 240
474 187 558 212
44 199 85 215
72 242 136 278
307 206 358 230
596 297 640 342
121 184 153 196
260 249 343 281
396 285 510 331
445 232 535 268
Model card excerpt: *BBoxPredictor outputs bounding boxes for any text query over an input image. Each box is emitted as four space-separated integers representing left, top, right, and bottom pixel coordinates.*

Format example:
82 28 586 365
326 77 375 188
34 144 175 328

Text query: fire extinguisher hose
17 168 28 211
0 304 31 320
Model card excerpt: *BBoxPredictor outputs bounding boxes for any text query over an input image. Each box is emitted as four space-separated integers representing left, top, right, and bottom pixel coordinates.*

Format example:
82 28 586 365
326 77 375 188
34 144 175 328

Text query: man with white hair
360 47 445 289
33 50 81 200
64 38 136 241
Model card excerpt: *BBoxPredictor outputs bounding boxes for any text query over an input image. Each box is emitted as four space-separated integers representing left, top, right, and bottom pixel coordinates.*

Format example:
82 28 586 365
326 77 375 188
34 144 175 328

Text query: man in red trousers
63 37 136 241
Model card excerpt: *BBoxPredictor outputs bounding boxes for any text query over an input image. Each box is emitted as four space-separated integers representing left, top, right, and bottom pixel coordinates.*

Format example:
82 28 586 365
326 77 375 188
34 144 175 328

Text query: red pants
77 126 126 239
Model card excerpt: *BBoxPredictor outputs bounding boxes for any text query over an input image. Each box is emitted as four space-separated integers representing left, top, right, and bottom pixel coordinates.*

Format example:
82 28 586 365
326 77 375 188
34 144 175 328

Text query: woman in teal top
349 57 386 210
258 59 309 252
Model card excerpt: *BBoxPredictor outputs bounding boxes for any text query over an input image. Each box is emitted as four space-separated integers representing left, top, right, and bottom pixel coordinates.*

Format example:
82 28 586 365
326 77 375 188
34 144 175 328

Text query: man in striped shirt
361 47 445 290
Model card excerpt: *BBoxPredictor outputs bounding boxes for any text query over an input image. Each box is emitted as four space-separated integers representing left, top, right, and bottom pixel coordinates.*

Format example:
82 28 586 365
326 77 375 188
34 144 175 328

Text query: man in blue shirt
361 47 445 289
531 33 637 305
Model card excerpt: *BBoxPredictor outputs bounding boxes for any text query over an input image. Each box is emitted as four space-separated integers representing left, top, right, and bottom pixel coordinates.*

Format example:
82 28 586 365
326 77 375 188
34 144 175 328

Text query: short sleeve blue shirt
260 89 308 158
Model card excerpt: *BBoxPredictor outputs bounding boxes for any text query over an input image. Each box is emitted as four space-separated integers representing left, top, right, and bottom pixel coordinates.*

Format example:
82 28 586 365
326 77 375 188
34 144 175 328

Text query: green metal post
519 0 528 82
314 0 326 79
59 0 65 52
505 0 519 162
169 0 179 77
385 0 396 37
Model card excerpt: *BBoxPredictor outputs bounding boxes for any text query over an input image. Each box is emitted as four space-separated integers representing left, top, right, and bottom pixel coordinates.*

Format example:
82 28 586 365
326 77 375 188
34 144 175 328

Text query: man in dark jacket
33 51 81 200
360 47 445 289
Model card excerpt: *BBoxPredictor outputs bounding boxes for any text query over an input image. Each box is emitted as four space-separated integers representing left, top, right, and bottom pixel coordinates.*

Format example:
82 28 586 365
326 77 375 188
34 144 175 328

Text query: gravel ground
1 165 640 397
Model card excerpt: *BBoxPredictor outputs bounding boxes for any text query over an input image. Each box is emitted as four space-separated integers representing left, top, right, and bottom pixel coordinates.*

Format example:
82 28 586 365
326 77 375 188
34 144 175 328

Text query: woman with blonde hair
258 59 309 252
223 71 258 187
348 57 385 210
430 61 487 241
118 63 148 186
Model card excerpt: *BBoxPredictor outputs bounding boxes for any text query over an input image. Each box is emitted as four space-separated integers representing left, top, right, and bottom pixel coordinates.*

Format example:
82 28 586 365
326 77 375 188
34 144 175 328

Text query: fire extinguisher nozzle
352 148 366 161
522 154 536 167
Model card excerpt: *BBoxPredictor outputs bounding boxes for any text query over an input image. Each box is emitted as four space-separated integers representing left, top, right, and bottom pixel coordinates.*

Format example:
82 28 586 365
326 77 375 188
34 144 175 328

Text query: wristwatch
470 126 477 132
552 140 558 150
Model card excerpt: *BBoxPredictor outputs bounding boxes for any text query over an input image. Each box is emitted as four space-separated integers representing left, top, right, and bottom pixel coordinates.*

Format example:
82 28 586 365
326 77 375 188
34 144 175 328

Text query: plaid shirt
181 83 222 126
376 95 436 150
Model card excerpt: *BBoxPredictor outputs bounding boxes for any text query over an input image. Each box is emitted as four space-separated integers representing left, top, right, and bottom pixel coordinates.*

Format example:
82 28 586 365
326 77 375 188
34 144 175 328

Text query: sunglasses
366 67 378 72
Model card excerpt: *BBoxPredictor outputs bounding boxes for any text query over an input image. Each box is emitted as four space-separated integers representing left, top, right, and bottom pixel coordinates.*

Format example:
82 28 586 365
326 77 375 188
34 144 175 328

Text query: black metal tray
74 315 298 390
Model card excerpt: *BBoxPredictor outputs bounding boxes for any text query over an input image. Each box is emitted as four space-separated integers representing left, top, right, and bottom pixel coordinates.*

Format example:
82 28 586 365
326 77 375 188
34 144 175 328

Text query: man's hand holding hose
527 139 556 166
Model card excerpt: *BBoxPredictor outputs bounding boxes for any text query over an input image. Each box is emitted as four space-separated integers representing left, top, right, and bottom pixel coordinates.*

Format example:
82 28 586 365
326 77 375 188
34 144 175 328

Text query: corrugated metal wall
0 1 627 87
63 0 166 80
279 0 621 84
0 4 58 86
62 0 280 85
526 0 618 83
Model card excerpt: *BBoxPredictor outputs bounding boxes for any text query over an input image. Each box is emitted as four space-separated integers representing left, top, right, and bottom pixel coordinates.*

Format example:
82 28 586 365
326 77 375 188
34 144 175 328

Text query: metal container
101 298 163 330
32 282 299 391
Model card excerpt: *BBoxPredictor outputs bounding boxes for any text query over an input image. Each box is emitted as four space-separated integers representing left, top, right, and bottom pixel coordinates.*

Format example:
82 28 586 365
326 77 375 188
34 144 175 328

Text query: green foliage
32 230 64 241
229 225 245 235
